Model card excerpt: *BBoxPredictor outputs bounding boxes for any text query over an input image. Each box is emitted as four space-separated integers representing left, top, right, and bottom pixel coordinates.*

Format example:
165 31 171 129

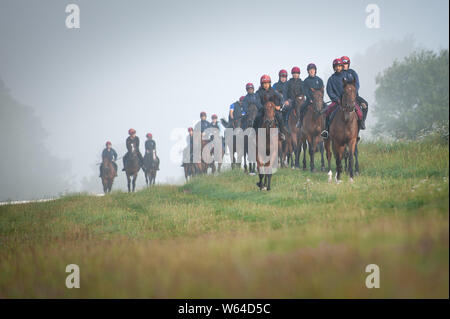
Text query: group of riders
184 55 368 158
99 129 159 178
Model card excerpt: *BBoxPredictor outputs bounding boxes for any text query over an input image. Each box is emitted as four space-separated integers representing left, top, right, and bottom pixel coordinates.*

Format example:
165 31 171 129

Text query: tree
373 49 449 139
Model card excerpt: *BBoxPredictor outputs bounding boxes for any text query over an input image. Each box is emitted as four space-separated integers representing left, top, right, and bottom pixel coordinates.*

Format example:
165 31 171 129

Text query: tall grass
0 141 448 298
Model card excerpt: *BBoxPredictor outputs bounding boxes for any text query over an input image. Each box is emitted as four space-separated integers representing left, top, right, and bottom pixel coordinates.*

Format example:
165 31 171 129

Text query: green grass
0 141 448 298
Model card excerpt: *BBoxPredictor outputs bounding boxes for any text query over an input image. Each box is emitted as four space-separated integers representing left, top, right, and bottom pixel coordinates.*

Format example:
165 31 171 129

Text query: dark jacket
102 148 117 162
145 139 156 153
272 80 288 103
126 136 140 153
242 93 263 112
195 119 211 133
286 77 304 102
303 75 324 102
343 68 360 93
256 86 282 107
326 71 345 103
230 101 244 118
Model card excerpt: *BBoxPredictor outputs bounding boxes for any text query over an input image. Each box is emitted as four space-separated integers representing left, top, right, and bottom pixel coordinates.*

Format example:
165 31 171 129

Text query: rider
242 83 263 112
229 96 245 123
182 127 194 166
145 133 159 170
122 128 144 171
99 141 118 177
297 63 325 128
195 111 211 133
255 74 287 140
321 58 346 139
341 56 368 129
285 66 304 131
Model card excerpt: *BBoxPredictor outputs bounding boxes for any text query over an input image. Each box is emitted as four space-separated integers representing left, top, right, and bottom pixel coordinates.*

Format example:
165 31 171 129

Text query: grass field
0 140 448 298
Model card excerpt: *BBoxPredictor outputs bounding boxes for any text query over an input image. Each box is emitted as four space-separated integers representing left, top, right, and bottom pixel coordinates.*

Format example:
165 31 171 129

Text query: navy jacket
326 71 346 103
242 92 263 112
195 119 211 133
126 136 140 153
343 68 360 93
272 80 288 103
256 86 282 107
286 78 304 101
303 75 324 102
145 139 156 153
102 148 117 162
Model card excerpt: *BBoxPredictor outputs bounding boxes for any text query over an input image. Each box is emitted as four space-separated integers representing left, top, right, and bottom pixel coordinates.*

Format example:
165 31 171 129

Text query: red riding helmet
279 69 288 77
128 128 136 135
341 56 350 64
188 127 193 132
307 63 317 71
260 74 271 84
146 133 152 138
106 141 112 146
246 82 254 90
333 58 343 67
200 111 206 117
291 66 301 74
239 96 245 102
211 114 218 119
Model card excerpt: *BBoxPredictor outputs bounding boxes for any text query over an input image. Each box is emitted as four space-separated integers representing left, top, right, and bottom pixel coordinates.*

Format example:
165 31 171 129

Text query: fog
0 0 448 200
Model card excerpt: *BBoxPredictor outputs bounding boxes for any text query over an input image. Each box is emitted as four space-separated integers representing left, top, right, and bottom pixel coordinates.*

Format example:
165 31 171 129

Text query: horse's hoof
256 182 262 188
355 171 360 176
349 178 354 183
262 186 267 191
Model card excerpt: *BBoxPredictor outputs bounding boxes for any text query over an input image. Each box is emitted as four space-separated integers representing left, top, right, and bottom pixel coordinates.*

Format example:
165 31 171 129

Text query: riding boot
113 162 118 176
321 116 330 139
360 105 368 130
122 156 127 171
99 164 103 177
275 112 287 141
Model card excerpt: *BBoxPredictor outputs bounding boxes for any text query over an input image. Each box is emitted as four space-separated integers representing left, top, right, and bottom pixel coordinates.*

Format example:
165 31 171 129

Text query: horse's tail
220 118 229 128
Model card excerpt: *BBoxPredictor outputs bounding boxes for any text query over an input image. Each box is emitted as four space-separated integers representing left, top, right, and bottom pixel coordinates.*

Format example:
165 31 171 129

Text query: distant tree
0 76 71 200
373 49 449 139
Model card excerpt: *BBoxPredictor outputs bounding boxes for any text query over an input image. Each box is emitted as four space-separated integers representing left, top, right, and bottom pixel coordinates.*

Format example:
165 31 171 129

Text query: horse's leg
267 174 272 191
348 139 357 181
257 173 263 189
308 136 315 172
132 173 137 192
127 174 131 193
102 180 107 194
335 144 345 182
319 141 325 171
354 143 359 175
302 141 307 170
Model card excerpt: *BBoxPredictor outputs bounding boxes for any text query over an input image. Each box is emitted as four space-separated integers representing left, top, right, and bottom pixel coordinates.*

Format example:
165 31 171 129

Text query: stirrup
321 130 329 139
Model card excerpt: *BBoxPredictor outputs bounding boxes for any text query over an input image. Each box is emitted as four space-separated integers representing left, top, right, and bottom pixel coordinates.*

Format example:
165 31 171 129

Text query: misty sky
0 0 448 197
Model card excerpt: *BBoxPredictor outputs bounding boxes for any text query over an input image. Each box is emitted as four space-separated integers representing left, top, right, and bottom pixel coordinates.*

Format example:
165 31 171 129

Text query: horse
324 78 359 182
299 88 326 172
100 157 116 194
242 103 258 175
221 116 244 170
282 95 305 169
256 102 279 191
143 151 159 187
125 150 141 192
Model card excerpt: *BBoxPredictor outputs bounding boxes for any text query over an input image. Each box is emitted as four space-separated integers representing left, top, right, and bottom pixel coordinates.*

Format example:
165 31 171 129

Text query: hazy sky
0 0 448 196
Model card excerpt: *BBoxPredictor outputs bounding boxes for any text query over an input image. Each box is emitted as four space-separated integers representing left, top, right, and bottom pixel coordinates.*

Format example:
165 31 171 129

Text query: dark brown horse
282 95 305 169
325 78 359 182
100 157 116 193
256 102 279 191
243 103 258 175
143 151 159 187
125 150 140 192
300 88 326 172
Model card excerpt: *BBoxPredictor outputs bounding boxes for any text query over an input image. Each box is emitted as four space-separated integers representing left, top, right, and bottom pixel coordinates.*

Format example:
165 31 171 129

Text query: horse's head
263 101 276 128
311 88 324 114
244 104 258 128
341 78 357 113
294 95 305 115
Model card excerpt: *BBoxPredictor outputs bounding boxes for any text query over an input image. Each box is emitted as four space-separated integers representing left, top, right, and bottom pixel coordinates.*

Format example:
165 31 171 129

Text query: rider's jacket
102 148 117 162
256 86 282 107
326 71 346 103
145 139 156 153
272 80 288 103
286 77 304 102
195 119 211 133
342 68 360 93
303 75 324 102
242 93 263 112
126 136 141 153
230 101 244 117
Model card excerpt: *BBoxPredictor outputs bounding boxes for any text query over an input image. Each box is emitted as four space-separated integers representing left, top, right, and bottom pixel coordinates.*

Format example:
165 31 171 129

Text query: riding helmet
341 56 350 64
279 69 288 77
260 74 271 84
291 66 301 74
128 128 136 135
246 82 254 90
307 63 317 71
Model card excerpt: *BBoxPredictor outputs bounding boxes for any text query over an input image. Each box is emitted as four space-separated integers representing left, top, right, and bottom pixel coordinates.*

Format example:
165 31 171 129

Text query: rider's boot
99 165 102 177
321 116 330 139
122 157 126 171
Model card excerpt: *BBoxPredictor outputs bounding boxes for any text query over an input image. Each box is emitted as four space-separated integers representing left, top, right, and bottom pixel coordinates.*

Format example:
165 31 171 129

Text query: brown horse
256 102 279 191
325 78 359 182
143 151 159 187
300 88 326 172
243 103 258 175
282 95 305 169
125 150 140 192
100 157 116 193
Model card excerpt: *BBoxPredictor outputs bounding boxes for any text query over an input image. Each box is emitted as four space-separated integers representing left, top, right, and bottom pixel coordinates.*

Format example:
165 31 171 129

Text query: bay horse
242 103 258 175
143 151 159 187
299 88 326 172
221 116 244 170
125 150 140 192
324 78 359 182
100 157 116 193
282 95 305 169
256 102 279 191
